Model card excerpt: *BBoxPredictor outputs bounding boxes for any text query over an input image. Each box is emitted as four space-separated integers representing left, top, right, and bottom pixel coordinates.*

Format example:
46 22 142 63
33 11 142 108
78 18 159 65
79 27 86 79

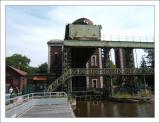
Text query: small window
54 52 58 64
91 55 97 66
92 79 97 88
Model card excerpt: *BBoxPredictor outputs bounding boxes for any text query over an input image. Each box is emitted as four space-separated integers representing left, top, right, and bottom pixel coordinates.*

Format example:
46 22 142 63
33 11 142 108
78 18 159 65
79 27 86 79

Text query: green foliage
144 49 154 68
6 53 48 74
27 66 39 74
37 62 48 73
6 54 30 72
138 89 152 97
114 92 132 98
140 56 147 68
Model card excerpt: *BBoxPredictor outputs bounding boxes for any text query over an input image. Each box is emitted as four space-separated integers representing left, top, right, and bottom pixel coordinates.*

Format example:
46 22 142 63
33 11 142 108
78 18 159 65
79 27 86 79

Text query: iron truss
47 68 154 92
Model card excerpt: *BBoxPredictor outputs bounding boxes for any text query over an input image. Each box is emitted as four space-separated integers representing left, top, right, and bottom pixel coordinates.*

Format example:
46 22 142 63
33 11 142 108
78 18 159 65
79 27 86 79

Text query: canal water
74 101 154 117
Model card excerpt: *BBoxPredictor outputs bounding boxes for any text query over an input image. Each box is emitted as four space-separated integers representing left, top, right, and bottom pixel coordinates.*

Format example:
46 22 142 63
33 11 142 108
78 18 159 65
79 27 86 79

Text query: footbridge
64 40 154 49
47 68 154 92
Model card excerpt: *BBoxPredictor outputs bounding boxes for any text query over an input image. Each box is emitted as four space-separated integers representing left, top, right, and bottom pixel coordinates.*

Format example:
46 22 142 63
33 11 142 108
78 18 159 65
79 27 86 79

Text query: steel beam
64 40 154 49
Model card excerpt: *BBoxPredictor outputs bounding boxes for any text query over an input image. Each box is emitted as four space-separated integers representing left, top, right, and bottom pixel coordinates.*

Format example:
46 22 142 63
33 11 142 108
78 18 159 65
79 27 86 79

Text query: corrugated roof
8 66 27 76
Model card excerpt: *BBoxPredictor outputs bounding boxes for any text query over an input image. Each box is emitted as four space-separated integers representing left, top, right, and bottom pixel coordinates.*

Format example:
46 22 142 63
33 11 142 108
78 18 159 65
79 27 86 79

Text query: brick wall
87 48 102 88
50 46 63 77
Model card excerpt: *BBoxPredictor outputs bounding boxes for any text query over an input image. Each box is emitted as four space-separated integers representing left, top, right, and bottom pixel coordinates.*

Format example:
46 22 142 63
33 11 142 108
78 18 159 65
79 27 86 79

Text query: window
92 79 97 88
91 55 97 66
54 52 58 64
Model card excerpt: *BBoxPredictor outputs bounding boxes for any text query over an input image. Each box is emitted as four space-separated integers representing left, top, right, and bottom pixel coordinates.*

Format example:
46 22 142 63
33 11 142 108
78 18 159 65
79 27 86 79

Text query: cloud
6 5 154 67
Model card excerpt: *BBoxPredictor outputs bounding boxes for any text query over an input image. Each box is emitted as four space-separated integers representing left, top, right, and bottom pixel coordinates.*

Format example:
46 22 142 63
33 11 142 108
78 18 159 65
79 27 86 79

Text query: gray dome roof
72 18 93 25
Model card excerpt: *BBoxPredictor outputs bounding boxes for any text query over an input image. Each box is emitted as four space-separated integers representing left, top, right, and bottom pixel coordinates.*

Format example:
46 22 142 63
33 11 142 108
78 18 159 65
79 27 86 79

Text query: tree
141 50 154 92
140 56 147 68
28 66 39 74
6 54 30 72
37 62 48 73
144 49 154 68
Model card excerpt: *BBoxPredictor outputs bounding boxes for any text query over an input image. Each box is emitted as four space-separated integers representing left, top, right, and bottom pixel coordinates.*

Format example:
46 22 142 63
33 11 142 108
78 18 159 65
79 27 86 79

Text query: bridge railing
47 68 154 92
6 92 67 111
71 68 154 76
101 35 154 42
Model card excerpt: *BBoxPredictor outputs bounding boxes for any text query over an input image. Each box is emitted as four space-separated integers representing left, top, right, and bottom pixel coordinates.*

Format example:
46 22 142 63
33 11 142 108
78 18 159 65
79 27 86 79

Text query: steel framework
47 68 154 92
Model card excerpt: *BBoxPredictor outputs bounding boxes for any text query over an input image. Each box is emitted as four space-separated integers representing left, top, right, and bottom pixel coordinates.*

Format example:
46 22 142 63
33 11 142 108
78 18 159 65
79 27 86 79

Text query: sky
6 5 154 67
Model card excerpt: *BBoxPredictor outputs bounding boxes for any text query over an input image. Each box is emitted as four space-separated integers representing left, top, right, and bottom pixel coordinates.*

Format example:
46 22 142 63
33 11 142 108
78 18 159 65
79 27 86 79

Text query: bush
138 89 152 97
114 92 132 98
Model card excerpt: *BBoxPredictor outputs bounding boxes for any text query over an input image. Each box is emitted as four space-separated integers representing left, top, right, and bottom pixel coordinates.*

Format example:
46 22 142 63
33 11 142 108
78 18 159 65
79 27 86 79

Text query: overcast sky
6 6 154 67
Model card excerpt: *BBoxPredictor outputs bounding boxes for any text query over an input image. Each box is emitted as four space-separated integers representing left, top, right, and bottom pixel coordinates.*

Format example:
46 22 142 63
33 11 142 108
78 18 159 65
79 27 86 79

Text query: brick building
6 66 27 94
47 18 104 91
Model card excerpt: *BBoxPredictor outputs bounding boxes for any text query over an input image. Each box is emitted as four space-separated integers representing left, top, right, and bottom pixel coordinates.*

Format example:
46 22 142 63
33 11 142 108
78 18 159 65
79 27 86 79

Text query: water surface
74 101 154 117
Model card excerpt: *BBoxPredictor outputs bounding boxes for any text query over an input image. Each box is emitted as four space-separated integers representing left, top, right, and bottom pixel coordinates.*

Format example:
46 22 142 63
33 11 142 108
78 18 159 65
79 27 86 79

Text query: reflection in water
74 101 154 117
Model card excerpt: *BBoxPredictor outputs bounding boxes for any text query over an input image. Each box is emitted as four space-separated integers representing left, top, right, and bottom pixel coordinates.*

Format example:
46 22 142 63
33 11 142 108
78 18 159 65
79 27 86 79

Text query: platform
6 92 75 118
18 104 74 118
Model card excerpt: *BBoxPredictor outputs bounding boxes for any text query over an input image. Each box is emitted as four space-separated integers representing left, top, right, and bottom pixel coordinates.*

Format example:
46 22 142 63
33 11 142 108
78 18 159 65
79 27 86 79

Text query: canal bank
73 100 154 117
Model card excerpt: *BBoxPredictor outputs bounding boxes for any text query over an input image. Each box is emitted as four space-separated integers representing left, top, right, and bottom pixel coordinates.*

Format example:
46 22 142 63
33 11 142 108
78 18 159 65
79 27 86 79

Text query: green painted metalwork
64 40 154 49
63 47 72 94
47 68 154 92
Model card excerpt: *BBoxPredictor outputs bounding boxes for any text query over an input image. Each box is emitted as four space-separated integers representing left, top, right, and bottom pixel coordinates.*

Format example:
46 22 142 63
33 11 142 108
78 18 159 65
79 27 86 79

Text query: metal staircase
47 68 154 92
47 69 72 92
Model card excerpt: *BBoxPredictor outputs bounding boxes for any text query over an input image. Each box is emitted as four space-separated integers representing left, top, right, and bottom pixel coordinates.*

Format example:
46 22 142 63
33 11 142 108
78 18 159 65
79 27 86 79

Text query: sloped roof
8 66 27 76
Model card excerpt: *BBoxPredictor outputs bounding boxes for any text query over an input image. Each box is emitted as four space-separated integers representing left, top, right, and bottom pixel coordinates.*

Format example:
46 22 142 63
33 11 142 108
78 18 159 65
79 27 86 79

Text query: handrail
71 68 154 76
6 92 67 110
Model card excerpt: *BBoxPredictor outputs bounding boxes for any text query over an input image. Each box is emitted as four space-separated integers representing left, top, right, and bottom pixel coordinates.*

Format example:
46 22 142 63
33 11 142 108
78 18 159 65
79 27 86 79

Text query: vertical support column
86 62 90 89
114 48 135 92
126 48 135 91
99 48 103 88
126 48 134 68
103 48 111 68
103 48 111 96
63 47 72 95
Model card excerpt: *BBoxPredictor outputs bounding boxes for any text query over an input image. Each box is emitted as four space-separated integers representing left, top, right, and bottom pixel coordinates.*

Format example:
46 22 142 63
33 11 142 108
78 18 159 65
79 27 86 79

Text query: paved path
18 104 75 118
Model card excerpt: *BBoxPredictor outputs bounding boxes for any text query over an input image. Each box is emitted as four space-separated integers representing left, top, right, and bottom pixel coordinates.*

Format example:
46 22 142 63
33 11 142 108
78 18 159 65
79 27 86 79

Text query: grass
113 92 132 98
137 89 152 97
113 89 152 98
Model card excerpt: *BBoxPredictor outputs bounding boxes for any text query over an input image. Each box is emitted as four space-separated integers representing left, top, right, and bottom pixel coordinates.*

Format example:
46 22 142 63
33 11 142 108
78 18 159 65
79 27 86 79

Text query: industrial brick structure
47 18 154 94
48 18 104 91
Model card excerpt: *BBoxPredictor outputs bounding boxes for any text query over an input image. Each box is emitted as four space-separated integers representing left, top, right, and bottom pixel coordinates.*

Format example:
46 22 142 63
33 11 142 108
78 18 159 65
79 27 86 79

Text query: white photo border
1 0 159 123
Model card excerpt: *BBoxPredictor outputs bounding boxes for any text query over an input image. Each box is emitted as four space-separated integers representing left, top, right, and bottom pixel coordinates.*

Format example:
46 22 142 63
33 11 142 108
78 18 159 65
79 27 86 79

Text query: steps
47 69 72 92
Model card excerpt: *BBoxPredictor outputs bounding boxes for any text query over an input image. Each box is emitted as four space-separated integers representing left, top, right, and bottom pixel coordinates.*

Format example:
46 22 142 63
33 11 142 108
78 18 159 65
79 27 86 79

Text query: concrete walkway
18 104 75 118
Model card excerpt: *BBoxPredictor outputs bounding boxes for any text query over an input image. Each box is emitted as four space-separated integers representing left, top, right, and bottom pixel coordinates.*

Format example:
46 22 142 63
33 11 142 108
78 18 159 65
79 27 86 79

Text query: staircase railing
47 69 72 92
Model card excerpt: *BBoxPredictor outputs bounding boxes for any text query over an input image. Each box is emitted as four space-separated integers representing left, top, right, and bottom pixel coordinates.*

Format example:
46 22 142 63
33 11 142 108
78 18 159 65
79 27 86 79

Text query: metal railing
71 68 154 76
101 35 154 42
6 92 67 110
